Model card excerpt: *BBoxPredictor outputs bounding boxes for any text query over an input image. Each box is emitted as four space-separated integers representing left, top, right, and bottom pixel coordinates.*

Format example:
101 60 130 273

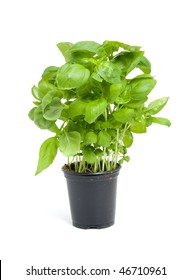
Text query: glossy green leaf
130 78 157 100
84 131 97 145
151 117 171 127
28 107 36 121
97 131 111 147
35 137 58 175
91 72 103 82
85 97 107 124
43 98 63 121
31 85 40 100
112 51 144 75
70 41 101 54
42 90 57 111
103 41 141 56
83 146 96 164
34 106 54 129
108 83 125 103
57 42 73 62
130 118 147 133
97 61 121 83
69 99 87 118
123 130 133 147
146 97 169 115
42 66 59 78
113 108 134 123
38 79 56 98
59 131 81 156
137 56 151 74
56 63 90 89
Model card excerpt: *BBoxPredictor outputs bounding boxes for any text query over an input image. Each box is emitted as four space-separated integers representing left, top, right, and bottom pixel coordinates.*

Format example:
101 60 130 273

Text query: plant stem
114 128 119 169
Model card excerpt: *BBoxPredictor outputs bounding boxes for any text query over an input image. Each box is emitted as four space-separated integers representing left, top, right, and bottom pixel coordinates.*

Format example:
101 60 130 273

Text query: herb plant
29 40 170 174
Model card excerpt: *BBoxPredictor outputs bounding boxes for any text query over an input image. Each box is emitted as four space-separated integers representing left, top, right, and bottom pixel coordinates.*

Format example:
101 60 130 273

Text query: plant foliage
29 40 171 174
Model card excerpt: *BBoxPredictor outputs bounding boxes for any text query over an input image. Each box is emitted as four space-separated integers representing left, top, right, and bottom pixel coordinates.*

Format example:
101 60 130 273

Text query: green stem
114 129 119 169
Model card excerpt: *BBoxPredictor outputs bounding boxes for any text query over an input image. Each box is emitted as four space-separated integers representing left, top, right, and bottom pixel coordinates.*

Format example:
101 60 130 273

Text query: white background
0 0 190 279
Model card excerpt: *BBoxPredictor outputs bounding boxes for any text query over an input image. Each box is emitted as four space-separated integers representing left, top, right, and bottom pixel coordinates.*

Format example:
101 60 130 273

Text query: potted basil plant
29 40 170 229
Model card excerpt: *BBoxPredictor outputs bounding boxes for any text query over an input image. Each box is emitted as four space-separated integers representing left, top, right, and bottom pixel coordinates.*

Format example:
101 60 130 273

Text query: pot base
73 221 114 229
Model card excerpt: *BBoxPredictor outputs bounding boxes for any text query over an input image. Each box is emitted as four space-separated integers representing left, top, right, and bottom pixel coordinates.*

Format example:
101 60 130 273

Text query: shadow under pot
62 165 121 229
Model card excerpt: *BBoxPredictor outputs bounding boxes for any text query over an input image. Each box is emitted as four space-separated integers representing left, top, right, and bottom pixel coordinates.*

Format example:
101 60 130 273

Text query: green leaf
151 117 171 127
59 131 81 156
146 97 169 115
68 99 87 118
85 97 107 124
83 146 96 164
108 83 125 103
31 85 40 100
35 137 58 175
137 56 151 74
38 79 56 98
130 78 157 100
91 72 103 82
113 108 134 123
97 61 121 83
28 107 36 121
112 51 144 75
42 66 59 78
70 41 101 54
103 41 141 56
56 63 90 89
130 118 147 133
84 131 97 145
57 42 74 62
34 106 54 129
43 98 63 121
42 90 57 111
97 131 111 147
123 130 133 147
126 98 148 108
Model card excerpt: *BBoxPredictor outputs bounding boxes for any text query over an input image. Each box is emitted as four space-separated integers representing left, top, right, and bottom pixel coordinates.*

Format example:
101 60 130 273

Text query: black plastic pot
63 166 121 229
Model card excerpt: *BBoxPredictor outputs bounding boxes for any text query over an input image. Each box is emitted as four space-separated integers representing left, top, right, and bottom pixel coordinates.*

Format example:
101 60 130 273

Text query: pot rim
62 164 121 176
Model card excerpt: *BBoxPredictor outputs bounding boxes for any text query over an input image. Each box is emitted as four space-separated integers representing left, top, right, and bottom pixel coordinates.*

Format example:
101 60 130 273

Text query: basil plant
29 40 170 174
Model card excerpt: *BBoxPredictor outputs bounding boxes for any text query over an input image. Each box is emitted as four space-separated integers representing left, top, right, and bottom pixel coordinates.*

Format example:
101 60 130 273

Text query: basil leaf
123 130 133 147
97 131 111 147
137 56 151 74
38 79 56 99
97 61 121 83
59 131 81 156
70 41 101 54
113 108 134 123
43 98 63 121
42 90 59 111
28 107 36 121
146 97 169 115
130 78 157 100
57 42 74 62
34 106 54 129
103 40 141 56
31 85 40 100
151 117 171 127
83 146 96 164
56 63 90 89
130 118 147 133
85 97 107 124
68 99 87 118
35 137 58 175
112 51 144 75
84 131 97 145
108 83 125 103
42 66 59 78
